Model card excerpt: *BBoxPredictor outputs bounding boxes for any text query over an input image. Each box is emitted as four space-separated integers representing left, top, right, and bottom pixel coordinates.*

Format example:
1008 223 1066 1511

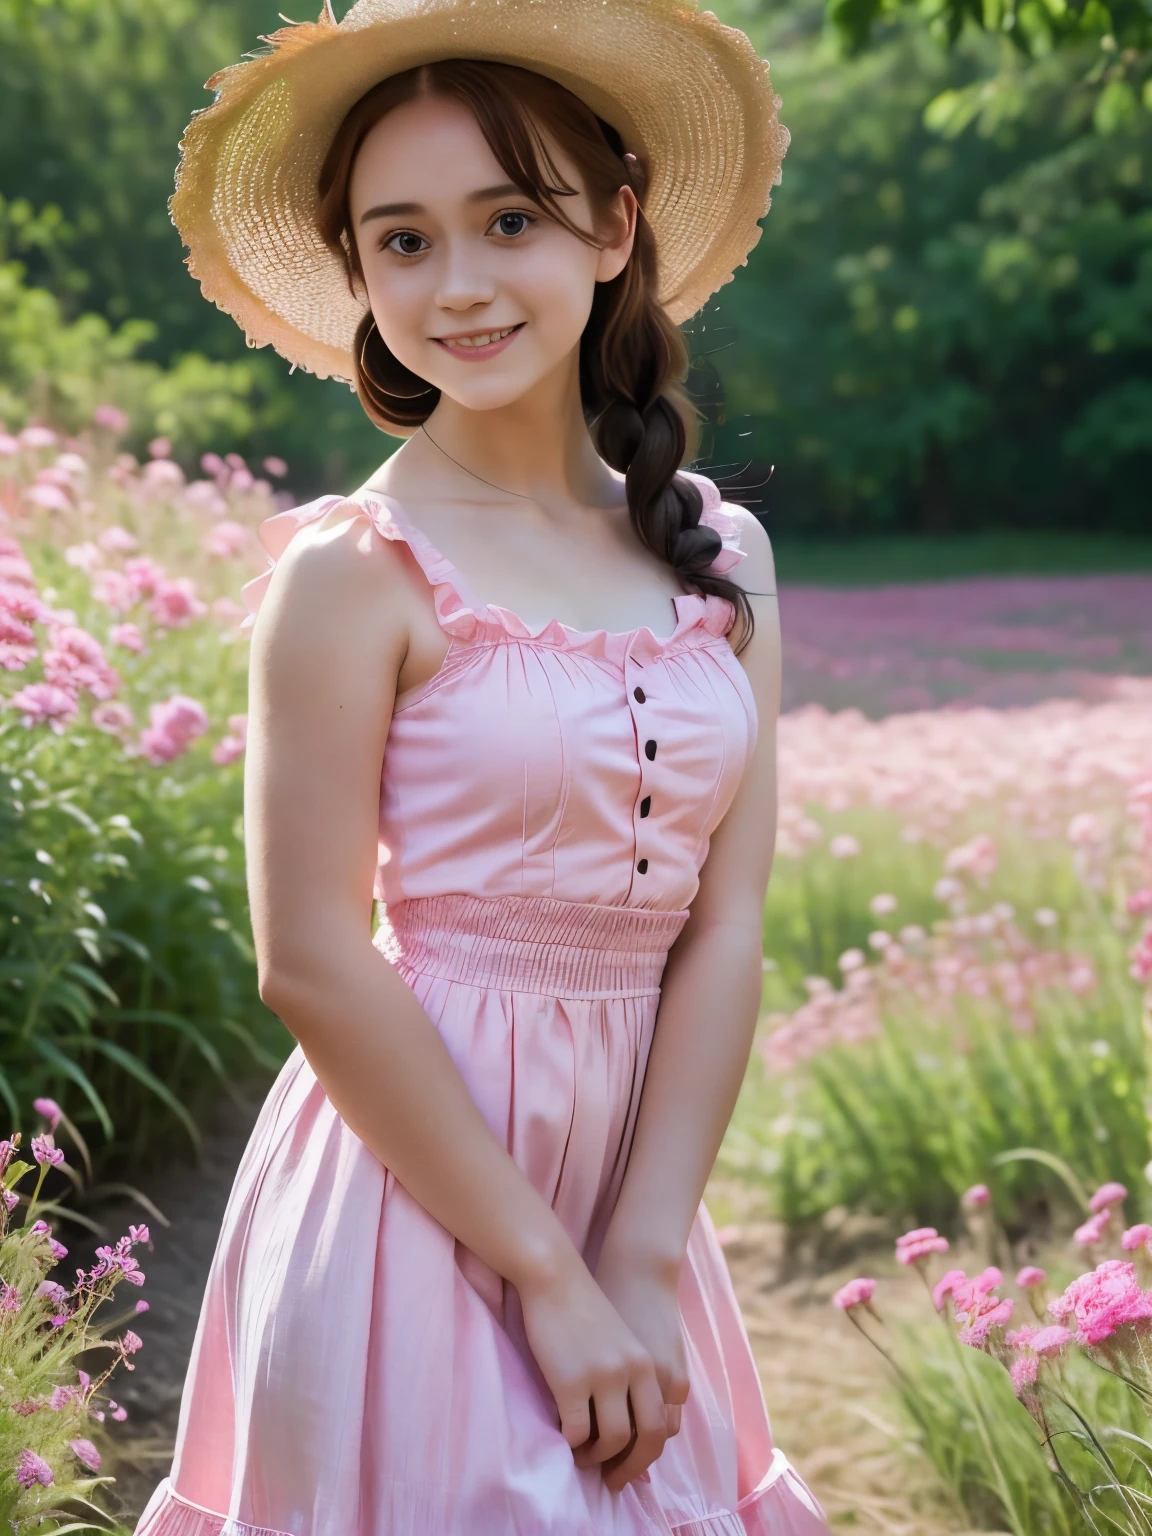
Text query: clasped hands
518 1240 689 1494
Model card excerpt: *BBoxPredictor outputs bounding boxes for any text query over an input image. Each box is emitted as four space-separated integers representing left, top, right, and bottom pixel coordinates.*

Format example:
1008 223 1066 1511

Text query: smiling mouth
433 323 524 357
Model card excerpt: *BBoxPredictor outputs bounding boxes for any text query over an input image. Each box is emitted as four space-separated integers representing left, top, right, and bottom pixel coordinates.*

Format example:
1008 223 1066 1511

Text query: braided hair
316 59 753 652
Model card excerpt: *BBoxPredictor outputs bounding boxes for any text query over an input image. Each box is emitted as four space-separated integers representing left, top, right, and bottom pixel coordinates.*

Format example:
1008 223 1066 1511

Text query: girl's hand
517 1253 669 1489
592 1245 690 1478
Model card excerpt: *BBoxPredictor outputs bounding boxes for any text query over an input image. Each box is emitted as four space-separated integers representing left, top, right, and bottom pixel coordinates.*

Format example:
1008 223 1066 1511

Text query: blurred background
1 3 1151 1532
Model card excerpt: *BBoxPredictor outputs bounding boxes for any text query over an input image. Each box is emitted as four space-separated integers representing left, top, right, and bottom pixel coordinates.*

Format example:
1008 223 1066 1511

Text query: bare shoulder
252 499 413 667
723 503 777 602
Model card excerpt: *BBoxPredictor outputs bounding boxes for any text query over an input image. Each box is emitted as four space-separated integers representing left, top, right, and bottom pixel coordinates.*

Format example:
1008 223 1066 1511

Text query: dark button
644 739 657 761
640 795 651 818
636 858 649 874
633 686 646 704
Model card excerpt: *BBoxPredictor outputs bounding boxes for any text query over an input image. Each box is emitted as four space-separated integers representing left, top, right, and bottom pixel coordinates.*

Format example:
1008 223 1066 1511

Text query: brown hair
316 59 752 650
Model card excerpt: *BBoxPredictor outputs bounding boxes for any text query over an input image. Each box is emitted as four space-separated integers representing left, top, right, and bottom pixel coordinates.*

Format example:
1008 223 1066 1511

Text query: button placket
626 648 656 879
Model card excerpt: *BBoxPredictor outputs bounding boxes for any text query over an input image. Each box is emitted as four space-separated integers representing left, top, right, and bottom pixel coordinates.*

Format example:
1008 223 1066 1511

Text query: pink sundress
134 472 828 1536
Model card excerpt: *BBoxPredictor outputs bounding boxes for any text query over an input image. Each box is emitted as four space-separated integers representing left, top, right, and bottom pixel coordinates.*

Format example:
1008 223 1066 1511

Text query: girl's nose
434 239 497 312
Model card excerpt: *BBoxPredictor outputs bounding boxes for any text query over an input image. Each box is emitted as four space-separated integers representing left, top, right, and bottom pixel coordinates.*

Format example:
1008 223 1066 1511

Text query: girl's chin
432 374 553 413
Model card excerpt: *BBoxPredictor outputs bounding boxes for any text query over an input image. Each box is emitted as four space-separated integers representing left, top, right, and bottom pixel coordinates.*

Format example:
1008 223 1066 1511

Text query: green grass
770 531 1152 586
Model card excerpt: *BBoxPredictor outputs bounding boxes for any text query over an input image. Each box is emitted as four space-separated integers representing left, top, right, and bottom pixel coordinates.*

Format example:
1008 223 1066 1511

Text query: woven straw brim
171 0 789 383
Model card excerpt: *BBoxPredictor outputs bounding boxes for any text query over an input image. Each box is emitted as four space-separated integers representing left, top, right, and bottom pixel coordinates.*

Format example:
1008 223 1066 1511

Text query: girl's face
347 93 636 415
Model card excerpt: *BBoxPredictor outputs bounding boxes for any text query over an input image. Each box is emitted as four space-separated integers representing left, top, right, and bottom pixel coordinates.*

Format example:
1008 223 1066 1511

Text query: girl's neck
388 351 624 517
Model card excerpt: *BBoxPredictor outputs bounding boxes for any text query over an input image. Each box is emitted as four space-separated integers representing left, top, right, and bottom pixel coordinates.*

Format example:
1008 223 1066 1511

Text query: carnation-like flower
1074 1210 1111 1248
93 404 129 434
1016 1265 1047 1289
832 1277 876 1311
1049 1259 1152 1345
829 834 860 859
1089 1182 1128 1214
7 682 78 733
962 1184 991 1210
1010 1356 1039 1396
869 893 897 915
896 1227 950 1265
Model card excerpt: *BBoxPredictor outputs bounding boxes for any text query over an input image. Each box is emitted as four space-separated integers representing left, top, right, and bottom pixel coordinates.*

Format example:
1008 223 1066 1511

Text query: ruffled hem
237 473 747 664
134 1451 826 1536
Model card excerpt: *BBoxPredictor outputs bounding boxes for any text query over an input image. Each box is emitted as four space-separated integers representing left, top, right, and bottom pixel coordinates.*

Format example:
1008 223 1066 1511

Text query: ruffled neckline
240 470 748 668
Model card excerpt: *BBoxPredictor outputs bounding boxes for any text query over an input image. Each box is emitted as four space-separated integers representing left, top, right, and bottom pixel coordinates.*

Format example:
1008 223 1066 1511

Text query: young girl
136 2 827 1532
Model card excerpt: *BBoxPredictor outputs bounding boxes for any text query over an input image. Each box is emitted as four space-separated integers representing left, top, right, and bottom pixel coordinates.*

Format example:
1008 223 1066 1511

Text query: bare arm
244 507 669 1482
590 512 780 1444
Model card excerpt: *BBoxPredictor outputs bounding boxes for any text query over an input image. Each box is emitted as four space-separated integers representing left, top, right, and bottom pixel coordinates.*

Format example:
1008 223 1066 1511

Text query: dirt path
78 1096 976 1534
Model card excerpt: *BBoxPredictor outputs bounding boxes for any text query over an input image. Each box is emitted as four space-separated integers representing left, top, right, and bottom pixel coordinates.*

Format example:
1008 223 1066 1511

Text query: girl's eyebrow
358 183 522 225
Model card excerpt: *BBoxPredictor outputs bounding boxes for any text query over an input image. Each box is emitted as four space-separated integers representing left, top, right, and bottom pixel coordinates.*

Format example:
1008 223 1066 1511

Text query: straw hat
171 0 788 383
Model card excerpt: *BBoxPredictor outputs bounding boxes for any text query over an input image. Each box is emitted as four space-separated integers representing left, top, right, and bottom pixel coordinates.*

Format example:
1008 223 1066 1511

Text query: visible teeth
444 326 517 349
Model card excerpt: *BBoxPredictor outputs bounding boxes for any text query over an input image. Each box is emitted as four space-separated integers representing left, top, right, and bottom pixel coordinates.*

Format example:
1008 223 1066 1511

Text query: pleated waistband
373 893 690 999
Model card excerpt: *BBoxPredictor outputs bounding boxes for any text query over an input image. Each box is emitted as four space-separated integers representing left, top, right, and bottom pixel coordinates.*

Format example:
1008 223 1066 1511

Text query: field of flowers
4 407 1152 1532
0 414 287 1188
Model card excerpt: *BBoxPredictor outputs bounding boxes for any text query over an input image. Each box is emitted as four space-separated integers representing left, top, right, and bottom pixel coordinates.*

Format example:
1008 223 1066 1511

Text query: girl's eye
491 211 534 239
385 231 429 257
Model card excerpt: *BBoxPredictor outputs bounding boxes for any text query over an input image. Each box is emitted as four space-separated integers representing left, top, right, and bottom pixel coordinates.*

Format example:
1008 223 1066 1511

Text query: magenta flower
1016 1265 1047 1289
1049 1260 1152 1345
896 1227 950 1265
962 1184 991 1210
1 1282 21 1311
959 1297 1014 1346
7 683 78 733
68 1438 101 1473
1090 1182 1129 1214
129 1223 150 1244
832 1277 876 1311
932 1269 968 1311
32 1097 61 1130
31 1133 64 1167
37 1281 68 1306
135 1298 150 1313
120 1328 143 1355
14 1448 54 1488
109 1400 128 1421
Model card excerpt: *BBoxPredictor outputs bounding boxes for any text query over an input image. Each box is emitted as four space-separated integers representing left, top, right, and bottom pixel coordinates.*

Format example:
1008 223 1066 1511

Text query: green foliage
706 1 1152 536
0 0 384 492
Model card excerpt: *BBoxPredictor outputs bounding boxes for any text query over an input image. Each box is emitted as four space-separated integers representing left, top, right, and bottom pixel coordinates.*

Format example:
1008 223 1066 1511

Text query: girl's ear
595 186 639 284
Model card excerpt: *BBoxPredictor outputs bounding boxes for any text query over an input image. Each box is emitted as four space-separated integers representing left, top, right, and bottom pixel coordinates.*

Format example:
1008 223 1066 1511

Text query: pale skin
247 91 781 1494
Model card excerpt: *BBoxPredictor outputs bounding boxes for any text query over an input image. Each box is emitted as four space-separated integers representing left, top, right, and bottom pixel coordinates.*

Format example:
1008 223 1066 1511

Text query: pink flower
37 1281 68 1306
124 556 165 597
962 1184 991 1210
1 1281 21 1311
11 1401 40 1416
0 433 19 455
832 1277 876 1311
263 455 288 478
120 1328 143 1355
1123 1224 1152 1252
1016 1265 1047 1289
211 713 248 765
135 1299 150 1313
109 621 146 653
24 483 71 512
43 625 120 700
7 681 77 732
944 832 997 883
932 1269 968 1311
143 458 183 489
148 576 206 628
109 1400 128 1420
1075 1210 1111 1247
1129 889 1152 916
204 520 250 559
93 404 130 433
829 834 860 858
1006 1324 1038 1349
148 437 172 460
139 693 209 764
19 425 58 451
129 1223 150 1244
838 948 866 973
201 452 225 476
1049 1260 1152 1345
1090 1182 1128 1214
92 701 135 734
69 1438 101 1472
33 1097 61 1130
1010 1356 1039 1396
959 1297 1013 1346
896 1227 950 1265
91 568 137 613
15 1448 54 1488
1030 1324 1074 1357
31 1133 64 1167
229 465 254 492
97 525 139 554
0 553 36 588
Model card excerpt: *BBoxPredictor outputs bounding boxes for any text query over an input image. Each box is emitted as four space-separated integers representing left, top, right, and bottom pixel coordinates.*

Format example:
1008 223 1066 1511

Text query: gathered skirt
135 894 827 1535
